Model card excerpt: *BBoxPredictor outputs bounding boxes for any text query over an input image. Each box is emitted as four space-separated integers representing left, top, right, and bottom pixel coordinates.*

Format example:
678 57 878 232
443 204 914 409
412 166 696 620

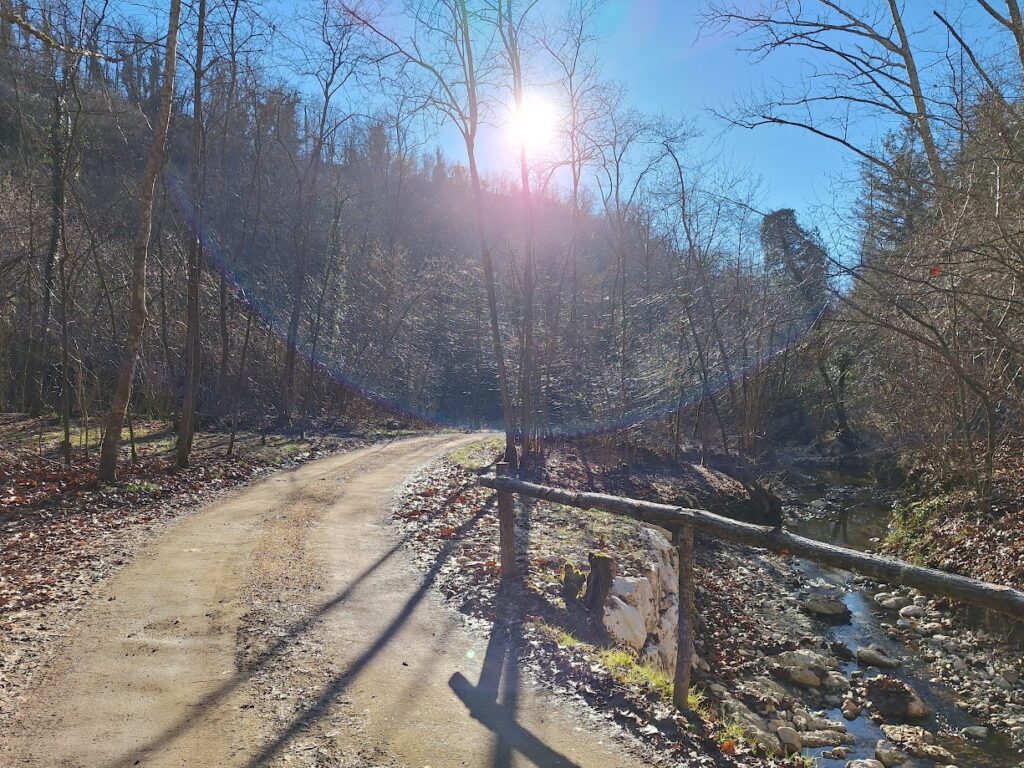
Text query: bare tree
346 0 519 465
98 0 182 482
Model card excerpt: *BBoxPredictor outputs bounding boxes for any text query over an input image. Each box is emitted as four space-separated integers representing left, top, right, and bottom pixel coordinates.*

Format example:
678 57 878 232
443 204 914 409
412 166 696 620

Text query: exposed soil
1 433 648 768
1 418 378 724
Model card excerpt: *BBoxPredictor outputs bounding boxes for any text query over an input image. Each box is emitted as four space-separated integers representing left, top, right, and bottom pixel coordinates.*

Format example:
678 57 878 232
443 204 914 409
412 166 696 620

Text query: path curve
2 433 643 767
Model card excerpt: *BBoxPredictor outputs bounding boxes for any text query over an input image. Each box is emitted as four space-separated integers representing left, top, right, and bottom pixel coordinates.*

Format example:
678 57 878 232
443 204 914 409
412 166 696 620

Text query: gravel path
1 433 641 768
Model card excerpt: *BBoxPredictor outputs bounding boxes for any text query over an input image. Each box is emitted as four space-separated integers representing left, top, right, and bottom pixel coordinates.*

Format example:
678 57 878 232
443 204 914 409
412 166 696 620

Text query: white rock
610 576 658 633
603 596 647 650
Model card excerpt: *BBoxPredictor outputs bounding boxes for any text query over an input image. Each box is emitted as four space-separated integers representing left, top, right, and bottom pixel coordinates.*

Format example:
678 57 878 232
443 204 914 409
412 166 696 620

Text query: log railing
480 468 1024 713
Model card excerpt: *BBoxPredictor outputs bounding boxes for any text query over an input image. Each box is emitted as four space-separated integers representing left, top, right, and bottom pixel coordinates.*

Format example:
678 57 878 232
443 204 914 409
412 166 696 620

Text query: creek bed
787 478 1022 767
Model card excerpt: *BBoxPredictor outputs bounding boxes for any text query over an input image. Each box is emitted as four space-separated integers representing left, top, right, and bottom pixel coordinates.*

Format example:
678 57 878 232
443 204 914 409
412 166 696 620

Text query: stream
786 474 1022 767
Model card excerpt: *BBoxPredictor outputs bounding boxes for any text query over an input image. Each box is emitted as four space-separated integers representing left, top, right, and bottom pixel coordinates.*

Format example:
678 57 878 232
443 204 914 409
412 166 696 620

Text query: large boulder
656 596 679 672
610 576 657 633
603 595 647 650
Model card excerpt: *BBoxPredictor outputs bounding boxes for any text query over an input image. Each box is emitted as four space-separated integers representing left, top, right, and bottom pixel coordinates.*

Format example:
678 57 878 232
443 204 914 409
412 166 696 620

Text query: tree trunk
176 0 206 468
97 0 181 482
467 145 517 468
27 71 69 417
583 552 615 616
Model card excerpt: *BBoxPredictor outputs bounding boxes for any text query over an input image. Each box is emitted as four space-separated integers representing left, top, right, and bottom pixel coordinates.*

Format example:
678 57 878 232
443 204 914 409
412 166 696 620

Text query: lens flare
167 171 825 439
509 95 558 155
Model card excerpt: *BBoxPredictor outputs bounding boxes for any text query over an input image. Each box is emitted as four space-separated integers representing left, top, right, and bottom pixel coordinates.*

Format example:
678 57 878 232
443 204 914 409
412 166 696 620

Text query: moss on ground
886 495 948 562
448 437 503 469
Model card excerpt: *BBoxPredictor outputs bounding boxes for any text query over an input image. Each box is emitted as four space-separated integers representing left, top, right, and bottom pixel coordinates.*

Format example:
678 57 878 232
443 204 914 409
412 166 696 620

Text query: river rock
610 576 657 633
867 676 931 719
603 595 646 650
874 740 909 767
845 760 884 768
880 724 955 763
803 594 853 622
825 671 851 692
801 729 853 747
842 699 861 719
962 725 989 739
770 649 834 688
788 667 822 688
879 596 913 610
898 604 925 619
857 645 900 669
776 726 802 755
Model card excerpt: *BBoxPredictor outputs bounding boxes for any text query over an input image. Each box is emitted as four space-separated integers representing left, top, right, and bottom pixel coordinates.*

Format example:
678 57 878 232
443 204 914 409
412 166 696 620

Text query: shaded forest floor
0 413 417 722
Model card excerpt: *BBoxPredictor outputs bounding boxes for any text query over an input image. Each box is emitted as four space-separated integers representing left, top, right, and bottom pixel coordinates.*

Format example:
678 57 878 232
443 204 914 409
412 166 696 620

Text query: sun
509 95 558 155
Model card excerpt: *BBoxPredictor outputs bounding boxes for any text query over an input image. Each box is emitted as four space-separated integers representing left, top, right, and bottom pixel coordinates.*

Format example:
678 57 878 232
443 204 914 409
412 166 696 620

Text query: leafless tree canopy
0 0 1022 496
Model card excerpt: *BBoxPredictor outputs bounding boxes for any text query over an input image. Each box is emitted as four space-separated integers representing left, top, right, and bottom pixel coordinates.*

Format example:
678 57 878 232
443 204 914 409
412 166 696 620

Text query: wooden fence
480 466 1024 713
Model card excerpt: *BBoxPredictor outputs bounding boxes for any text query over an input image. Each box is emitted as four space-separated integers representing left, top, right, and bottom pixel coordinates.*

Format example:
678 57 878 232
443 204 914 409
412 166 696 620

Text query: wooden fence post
496 461 517 583
673 524 695 712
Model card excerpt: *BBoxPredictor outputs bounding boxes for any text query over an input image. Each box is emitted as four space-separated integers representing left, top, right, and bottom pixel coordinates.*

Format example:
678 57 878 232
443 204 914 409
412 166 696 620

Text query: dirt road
2 434 642 767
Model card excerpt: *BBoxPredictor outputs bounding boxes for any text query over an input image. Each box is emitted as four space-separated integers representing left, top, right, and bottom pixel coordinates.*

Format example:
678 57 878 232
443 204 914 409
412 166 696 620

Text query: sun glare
509 95 558 155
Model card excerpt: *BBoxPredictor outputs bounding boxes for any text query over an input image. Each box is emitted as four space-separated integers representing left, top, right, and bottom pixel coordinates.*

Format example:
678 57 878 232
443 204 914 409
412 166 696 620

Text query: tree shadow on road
109 481 476 768
448 611 583 768
109 473 579 768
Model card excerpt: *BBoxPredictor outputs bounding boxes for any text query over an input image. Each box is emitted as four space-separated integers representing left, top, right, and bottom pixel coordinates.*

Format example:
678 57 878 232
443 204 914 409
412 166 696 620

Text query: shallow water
787 481 1021 767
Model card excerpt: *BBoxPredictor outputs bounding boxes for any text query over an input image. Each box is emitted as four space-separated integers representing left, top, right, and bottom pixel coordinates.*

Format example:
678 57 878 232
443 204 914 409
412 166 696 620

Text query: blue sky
457 0 863 227
444 0 1011 236
594 0 855 217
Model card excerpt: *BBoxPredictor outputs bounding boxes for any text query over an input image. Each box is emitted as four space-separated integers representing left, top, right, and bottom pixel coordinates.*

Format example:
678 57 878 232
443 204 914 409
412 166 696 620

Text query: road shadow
109 478 479 768
449 612 582 768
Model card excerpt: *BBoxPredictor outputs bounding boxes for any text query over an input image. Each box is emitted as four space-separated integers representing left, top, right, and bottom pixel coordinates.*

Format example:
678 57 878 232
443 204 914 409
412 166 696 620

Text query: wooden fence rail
479 471 1024 712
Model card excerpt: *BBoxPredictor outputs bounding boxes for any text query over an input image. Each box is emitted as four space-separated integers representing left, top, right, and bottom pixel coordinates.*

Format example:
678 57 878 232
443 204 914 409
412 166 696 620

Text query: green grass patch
448 437 502 469
886 495 947 559
123 481 162 494
599 648 674 702
533 621 586 650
